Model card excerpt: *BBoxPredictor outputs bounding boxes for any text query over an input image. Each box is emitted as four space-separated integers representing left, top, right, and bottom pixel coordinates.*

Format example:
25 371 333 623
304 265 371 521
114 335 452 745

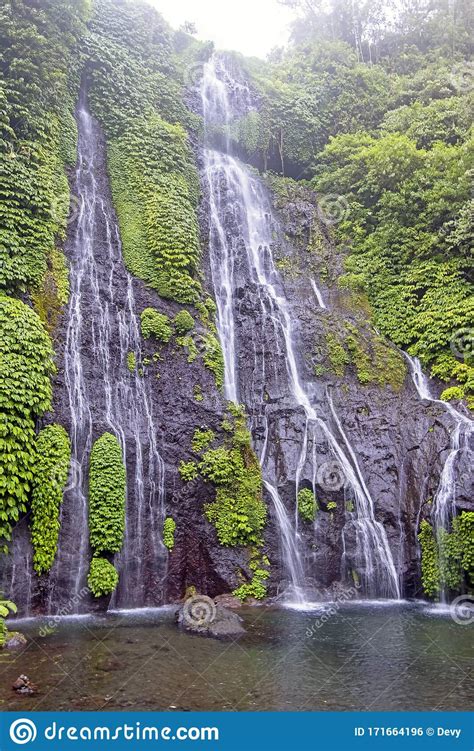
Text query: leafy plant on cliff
0 1 87 295
297 488 317 522
418 513 474 599
199 405 266 547
86 0 202 304
173 309 195 335
163 517 176 551
140 308 172 343
87 557 119 598
0 598 17 648
0 296 54 550
88 433 126 556
30 424 71 575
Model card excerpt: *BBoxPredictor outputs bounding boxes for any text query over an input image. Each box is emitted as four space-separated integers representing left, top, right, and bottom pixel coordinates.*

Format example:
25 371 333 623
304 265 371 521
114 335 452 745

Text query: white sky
149 0 295 58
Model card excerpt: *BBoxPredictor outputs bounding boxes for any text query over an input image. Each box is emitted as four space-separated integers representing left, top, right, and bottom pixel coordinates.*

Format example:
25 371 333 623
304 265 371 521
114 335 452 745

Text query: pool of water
1 602 472 711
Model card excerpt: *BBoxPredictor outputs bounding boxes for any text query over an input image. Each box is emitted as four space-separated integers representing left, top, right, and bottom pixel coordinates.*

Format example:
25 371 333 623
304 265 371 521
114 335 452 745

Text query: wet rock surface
176 595 246 639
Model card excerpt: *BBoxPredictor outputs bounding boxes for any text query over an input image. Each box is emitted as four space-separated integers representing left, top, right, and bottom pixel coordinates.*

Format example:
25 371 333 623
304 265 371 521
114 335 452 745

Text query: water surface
1 603 472 712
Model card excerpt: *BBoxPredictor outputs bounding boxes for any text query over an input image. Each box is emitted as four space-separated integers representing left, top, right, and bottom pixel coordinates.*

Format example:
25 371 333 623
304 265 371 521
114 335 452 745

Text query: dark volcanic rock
176 595 246 639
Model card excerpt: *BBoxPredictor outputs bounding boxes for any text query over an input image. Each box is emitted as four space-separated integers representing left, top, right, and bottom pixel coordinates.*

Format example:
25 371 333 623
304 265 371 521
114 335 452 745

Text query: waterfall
200 54 400 602
47 96 167 612
406 355 473 594
311 279 327 309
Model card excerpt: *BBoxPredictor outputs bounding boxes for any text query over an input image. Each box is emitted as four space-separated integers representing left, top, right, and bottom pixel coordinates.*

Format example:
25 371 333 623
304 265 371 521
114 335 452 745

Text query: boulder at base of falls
176 594 246 639
4 632 27 650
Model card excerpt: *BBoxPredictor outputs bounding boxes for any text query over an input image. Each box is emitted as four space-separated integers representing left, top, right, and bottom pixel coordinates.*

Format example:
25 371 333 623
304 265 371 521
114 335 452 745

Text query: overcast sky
149 0 295 58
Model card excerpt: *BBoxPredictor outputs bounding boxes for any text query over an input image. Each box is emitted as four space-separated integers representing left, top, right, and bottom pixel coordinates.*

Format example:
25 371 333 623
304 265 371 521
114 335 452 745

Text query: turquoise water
1 602 472 711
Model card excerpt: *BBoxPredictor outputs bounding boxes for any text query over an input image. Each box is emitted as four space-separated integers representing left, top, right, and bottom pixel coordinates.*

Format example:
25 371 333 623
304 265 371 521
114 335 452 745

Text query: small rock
214 594 242 609
4 632 27 650
12 675 37 696
176 594 246 639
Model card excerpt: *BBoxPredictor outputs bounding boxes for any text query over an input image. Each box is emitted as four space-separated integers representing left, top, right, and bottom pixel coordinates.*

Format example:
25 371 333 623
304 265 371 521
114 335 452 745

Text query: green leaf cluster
140 308 172 343
88 432 126 556
87 557 119 598
85 0 202 304
0 296 54 549
297 488 317 522
199 405 266 547
163 517 176 551
418 513 474 599
30 424 71 575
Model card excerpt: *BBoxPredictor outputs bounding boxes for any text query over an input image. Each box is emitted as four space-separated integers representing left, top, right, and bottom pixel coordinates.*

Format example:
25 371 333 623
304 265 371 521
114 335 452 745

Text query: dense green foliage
243 0 473 405
0 598 17 647
88 433 126 555
140 308 172 343
87 556 119 598
163 517 176 550
0 0 87 295
30 425 71 574
85 0 202 303
233 552 271 601
324 321 406 390
297 488 317 522
0 296 55 550
174 309 195 335
192 428 215 453
199 405 266 547
418 513 474 598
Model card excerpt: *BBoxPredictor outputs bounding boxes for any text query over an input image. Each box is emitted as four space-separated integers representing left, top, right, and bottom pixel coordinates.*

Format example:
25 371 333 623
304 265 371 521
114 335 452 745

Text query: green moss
127 352 136 373
108 117 201 304
0 599 17 648
297 488 317 522
30 425 71 575
440 386 464 402
326 501 337 511
324 321 406 390
326 332 349 377
200 406 266 547
0 4 86 295
233 552 270 601
32 248 70 334
87 557 119 598
179 460 198 482
202 333 225 389
88 433 126 555
174 309 194 335
192 428 215 453
177 334 198 363
193 384 204 402
140 308 172 342
163 517 176 550
0 296 55 550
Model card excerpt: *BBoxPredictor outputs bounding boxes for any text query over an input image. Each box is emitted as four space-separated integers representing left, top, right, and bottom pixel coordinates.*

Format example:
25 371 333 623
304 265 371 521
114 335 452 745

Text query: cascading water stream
406 355 473 596
200 54 400 602
47 95 167 612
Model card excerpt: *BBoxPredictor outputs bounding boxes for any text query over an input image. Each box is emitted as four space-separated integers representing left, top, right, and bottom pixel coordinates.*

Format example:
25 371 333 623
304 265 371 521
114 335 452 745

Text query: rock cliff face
3 63 471 617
